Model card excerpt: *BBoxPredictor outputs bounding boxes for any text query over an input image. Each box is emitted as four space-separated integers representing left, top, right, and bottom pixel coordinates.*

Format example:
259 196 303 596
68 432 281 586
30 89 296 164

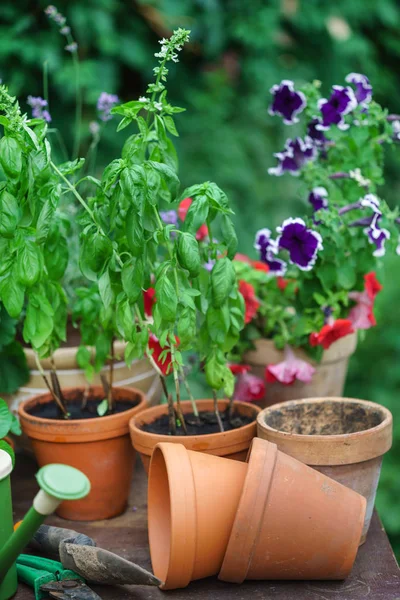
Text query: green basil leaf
0 190 20 237
206 305 229 344
116 298 135 342
98 269 114 311
126 208 144 257
0 137 22 178
155 274 177 322
177 306 196 349
211 258 236 308
16 241 42 287
80 232 113 280
23 293 54 349
0 269 25 319
120 165 144 198
147 161 180 201
177 232 201 276
0 398 12 438
221 214 238 259
36 200 55 243
122 257 144 302
183 195 209 233
164 115 179 137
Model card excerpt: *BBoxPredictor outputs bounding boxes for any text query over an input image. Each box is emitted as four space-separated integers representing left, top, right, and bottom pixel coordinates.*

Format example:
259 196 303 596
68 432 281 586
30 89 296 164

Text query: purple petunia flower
317 86 357 131
339 193 381 217
345 73 372 106
308 187 328 212
307 118 328 145
97 92 119 122
364 213 390 257
254 228 287 275
160 210 178 226
269 80 306 125
268 137 316 177
276 218 323 271
27 96 52 122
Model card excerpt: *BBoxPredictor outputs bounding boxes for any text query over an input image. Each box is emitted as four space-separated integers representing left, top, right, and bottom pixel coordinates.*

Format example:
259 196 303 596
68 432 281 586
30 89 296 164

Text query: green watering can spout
0 453 90 600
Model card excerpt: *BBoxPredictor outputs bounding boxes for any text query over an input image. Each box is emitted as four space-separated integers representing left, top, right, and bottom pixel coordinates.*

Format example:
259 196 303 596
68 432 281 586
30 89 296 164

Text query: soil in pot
257 397 392 544
27 392 139 420
19 386 147 521
130 399 261 473
142 408 253 436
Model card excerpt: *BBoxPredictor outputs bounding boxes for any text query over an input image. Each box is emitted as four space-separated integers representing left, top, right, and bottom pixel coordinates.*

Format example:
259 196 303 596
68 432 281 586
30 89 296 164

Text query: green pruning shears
16 554 102 600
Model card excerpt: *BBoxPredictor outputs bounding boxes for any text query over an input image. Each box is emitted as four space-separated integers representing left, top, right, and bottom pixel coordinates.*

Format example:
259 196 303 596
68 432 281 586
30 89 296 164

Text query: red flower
364 272 382 301
178 197 192 221
252 260 269 272
234 372 265 402
229 363 251 375
239 280 260 324
148 334 180 376
277 277 289 291
309 319 354 350
178 197 209 241
143 288 156 316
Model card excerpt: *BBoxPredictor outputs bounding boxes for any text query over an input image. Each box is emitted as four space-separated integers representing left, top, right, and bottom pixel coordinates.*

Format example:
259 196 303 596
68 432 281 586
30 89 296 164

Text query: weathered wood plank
10 454 400 600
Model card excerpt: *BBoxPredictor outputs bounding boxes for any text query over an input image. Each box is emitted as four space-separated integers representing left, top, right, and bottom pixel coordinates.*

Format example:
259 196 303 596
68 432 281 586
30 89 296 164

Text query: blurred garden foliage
1 0 400 554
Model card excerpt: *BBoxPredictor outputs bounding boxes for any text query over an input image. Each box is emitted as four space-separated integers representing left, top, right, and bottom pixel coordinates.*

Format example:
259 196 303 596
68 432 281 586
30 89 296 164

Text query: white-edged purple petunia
268 137 316 177
364 213 390 257
254 228 287 276
317 86 357 131
269 80 306 125
308 187 328 212
345 73 373 106
276 217 323 271
360 193 380 213
307 118 328 145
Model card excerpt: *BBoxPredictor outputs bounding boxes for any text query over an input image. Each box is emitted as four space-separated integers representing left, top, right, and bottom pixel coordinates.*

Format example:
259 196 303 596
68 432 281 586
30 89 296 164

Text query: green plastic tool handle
17 555 64 575
15 563 54 599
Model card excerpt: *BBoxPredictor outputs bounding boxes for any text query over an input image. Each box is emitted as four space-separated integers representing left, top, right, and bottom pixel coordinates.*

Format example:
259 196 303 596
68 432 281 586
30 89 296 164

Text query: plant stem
43 60 49 108
228 395 235 421
153 207 180 295
170 341 187 434
179 365 199 418
48 129 70 163
50 160 97 223
34 354 68 418
212 389 224 433
108 338 115 412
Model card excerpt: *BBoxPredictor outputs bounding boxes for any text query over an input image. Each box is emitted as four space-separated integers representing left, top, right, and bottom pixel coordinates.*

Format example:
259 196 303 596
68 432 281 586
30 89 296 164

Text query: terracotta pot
147 438 365 590
219 437 365 583
148 443 247 589
5 341 161 416
257 397 392 544
129 399 260 473
244 333 357 407
18 386 147 521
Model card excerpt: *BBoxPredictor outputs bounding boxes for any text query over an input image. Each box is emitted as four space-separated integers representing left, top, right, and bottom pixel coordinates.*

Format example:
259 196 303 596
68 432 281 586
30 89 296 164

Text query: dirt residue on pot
265 400 384 435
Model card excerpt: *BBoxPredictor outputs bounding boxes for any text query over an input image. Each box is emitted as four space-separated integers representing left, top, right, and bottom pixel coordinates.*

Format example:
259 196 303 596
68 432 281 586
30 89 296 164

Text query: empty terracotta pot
244 333 357 407
219 438 365 583
130 399 260 473
148 438 365 590
148 442 247 590
257 397 392 543
18 386 147 521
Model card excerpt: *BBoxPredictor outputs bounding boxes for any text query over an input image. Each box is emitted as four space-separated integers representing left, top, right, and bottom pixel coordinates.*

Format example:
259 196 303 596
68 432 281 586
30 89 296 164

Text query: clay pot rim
257 397 392 465
18 385 146 427
130 399 260 445
258 397 392 442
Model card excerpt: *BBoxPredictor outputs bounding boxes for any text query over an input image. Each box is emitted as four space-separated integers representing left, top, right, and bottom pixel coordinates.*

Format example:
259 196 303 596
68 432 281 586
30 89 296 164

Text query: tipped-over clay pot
148 438 365 590
148 442 247 590
219 437 366 583
257 397 392 544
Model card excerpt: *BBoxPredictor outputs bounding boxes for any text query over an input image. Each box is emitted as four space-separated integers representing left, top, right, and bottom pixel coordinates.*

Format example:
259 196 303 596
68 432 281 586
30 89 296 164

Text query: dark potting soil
142 409 254 436
265 400 384 436
28 394 140 421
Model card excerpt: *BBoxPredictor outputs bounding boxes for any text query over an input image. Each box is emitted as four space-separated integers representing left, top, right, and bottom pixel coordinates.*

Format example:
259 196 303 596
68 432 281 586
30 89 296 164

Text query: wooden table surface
10 453 400 600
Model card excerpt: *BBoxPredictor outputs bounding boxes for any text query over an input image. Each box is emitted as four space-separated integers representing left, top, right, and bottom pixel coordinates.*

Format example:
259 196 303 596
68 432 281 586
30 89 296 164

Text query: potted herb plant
233 75 400 406
3 7 161 415
0 83 147 521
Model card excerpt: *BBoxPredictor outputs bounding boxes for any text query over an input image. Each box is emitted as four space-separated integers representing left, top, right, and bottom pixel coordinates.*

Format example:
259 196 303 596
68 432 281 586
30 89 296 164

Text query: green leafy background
1 0 400 555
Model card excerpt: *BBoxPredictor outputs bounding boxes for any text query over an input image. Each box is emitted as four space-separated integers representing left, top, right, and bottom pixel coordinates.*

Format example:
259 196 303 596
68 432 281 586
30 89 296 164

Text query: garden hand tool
16 554 101 600
29 525 162 587
0 460 90 600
